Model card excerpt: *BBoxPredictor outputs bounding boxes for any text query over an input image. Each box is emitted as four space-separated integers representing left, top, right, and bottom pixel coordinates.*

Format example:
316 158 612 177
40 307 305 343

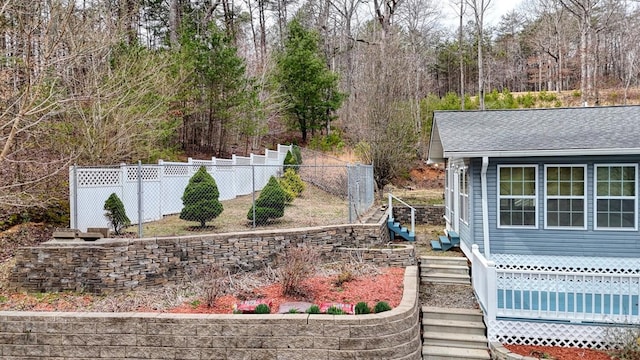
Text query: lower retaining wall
0 267 421 360
10 219 394 294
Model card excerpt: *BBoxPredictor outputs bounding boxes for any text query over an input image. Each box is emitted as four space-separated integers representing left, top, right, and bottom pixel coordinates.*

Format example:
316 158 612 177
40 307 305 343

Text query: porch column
481 156 491 258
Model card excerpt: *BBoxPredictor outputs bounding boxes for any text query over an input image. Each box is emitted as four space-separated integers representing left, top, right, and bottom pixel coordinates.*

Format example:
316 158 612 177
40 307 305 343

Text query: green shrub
355 302 371 315
572 90 582 98
374 301 392 313
284 150 299 173
279 168 305 203
326 306 346 315
306 305 321 314
287 308 300 314
255 304 270 314
104 193 131 235
518 92 536 108
180 166 224 228
308 130 345 152
247 176 287 225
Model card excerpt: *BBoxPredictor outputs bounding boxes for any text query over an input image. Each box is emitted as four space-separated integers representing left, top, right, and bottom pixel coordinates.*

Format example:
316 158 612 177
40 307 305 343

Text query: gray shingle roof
428 105 640 162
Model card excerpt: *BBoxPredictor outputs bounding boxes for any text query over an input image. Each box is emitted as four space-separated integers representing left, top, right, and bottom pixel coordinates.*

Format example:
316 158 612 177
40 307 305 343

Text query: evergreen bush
374 301 392 313
180 166 223 228
355 302 371 315
255 303 270 314
326 306 346 315
104 193 130 235
279 168 305 203
247 176 286 225
306 305 321 314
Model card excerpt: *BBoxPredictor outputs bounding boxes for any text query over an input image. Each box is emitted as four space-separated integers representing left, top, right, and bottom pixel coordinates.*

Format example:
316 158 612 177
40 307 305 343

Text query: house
427 105 640 349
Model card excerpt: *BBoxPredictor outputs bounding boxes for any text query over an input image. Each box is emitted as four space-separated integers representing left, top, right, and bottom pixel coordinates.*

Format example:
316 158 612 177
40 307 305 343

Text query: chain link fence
69 145 375 238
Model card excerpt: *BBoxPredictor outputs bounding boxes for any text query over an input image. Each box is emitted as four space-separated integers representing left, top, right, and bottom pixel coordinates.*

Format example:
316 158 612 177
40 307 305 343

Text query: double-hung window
498 165 537 228
459 167 469 223
545 165 586 229
595 164 637 230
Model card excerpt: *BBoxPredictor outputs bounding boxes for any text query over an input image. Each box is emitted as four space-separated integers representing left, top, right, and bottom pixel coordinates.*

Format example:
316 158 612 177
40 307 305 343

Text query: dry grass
386 188 444 206
139 183 348 238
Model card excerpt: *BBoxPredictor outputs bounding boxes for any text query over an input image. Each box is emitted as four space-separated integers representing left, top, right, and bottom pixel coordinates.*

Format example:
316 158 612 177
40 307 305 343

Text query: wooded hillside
1 0 639 220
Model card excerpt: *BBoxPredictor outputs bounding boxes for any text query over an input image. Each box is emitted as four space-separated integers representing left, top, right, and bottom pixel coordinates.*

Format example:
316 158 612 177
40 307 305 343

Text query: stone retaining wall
0 267 421 360
393 205 445 226
10 220 394 295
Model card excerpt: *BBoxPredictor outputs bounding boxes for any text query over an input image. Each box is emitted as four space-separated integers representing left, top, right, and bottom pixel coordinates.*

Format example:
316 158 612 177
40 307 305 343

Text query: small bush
333 271 354 287
279 168 305 203
326 306 346 315
255 304 270 314
287 308 300 314
605 326 640 359
306 305 321 314
247 176 287 225
104 193 130 235
278 245 319 297
374 301 392 313
355 302 371 315
180 166 224 228
199 264 228 308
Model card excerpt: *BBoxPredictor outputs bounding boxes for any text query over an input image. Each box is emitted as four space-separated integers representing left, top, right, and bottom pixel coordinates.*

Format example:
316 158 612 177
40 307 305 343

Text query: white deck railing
471 247 640 324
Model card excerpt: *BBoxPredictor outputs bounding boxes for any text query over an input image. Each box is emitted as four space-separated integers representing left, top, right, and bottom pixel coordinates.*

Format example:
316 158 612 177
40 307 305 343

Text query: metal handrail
387 193 415 236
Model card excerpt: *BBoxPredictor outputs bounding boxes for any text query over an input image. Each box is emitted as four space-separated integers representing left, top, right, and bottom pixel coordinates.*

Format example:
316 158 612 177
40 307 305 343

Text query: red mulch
505 344 612 360
171 267 405 314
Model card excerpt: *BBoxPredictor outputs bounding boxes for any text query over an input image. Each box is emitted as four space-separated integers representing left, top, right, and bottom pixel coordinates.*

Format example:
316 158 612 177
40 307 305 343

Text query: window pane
500 212 511 226
548 212 558 227
623 181 635 196
512 182 523 195
523 181 535 196
500 168 510 181
610 199 621 212
559 181 572 196
523 167 535 180
523 211 536 226
572 167 584 181
559 212 571 226
572 213 584 227
512 167 523 181
624 167 635 181
622 213 635 228
547 199 558 211
512 212 523 225
597 182 609 196
597 199 609 211
622 199 635 212
597 167 609 181
573 199 584 212
573 182 584 196
547 181 558 195
560 167 571 181
547 167 558 181
500 199 511 211
611 167 622 180
610 213 622 228
610 182 622 196
500 182 510 196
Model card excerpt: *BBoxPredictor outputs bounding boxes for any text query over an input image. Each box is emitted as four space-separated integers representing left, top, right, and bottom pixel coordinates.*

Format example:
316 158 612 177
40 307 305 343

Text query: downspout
481 156 491 259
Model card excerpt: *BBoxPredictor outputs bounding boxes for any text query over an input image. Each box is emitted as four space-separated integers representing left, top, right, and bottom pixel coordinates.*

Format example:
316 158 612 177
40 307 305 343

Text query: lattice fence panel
126 166 160 182
77 169 121 187
488 319 631 349
493 254 640 274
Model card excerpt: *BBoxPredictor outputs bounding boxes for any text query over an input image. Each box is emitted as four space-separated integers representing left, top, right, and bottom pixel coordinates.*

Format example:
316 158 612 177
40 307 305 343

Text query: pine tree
180 166 224 228
247 176 287 225
104 193 131 235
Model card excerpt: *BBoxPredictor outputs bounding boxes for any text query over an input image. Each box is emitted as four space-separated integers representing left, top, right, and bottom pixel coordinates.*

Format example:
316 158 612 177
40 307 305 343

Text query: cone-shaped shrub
247 176 286 225
279 168 305 203
180 166 223 228
104 193 130 235
283 147 303 173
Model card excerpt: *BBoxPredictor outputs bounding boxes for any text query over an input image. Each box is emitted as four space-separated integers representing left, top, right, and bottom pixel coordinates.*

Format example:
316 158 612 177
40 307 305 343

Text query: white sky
441 0 525 26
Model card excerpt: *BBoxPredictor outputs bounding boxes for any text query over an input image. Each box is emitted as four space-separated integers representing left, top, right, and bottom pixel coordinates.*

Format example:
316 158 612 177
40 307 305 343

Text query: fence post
252 165 256 228
72 164 78 229
347 165 353 223
137 160 143 238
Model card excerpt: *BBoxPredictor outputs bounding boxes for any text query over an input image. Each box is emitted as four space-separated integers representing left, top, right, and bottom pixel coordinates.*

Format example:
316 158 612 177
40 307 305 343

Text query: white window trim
594 163 638 231
459 166 469 225
543 164 587 230
497 164 538 229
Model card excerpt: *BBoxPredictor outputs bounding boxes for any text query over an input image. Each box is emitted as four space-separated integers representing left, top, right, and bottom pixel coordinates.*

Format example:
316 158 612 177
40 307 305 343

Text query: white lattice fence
70 145 292 232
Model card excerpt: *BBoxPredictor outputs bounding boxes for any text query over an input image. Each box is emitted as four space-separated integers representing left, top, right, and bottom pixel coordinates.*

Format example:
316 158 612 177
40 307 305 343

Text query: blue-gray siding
468 155 640 258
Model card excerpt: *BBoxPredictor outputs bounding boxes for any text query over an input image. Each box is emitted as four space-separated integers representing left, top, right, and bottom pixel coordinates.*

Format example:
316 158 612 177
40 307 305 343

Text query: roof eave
443 148 640 159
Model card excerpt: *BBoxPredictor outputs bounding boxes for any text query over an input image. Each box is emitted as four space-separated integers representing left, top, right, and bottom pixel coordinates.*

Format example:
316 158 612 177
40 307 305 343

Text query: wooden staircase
420 256 470 285
387 218 416 241
422 306 490 360
430 230 460 251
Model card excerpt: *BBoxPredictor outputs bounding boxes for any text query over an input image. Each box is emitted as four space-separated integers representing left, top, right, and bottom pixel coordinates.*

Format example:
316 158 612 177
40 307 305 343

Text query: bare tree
465 0 492 110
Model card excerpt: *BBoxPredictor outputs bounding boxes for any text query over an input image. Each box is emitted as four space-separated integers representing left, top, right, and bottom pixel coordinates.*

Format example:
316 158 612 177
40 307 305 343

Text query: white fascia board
444 148 640 159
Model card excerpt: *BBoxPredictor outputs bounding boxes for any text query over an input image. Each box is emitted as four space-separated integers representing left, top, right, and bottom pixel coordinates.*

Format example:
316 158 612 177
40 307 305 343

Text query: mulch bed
504 344 612 360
